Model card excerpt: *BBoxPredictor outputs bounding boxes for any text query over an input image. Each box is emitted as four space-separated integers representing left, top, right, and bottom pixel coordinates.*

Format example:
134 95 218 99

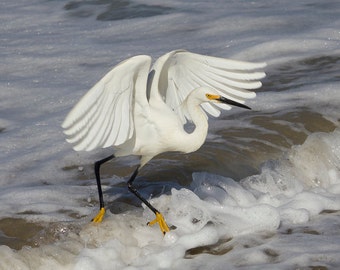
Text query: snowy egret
62 50 266 234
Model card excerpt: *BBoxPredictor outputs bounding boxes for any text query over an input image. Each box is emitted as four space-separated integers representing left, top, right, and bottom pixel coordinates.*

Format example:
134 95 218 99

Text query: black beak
218 96 251 110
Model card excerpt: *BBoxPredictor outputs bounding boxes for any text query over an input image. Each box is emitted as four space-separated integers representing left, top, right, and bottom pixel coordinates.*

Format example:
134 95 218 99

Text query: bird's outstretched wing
62 55 151 151
151 50 266 123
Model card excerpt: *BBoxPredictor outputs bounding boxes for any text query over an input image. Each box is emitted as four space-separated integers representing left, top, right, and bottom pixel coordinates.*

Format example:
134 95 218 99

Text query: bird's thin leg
92 154 115 223
127 167 170 235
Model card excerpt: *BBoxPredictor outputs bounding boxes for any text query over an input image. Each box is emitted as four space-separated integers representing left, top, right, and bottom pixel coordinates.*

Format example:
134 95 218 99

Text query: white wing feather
62 50 265 152
62 55 151 151
151 50 266 123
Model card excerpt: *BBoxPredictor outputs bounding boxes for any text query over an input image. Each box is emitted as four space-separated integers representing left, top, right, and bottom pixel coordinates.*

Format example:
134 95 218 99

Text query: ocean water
1 0 340 269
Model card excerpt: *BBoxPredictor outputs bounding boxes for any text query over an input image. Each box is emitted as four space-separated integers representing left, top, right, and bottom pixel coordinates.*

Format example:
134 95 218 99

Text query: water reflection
64 0 175 20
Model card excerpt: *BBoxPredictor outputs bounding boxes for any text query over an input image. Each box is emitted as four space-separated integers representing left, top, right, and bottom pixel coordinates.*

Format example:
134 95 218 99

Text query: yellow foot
91 207 105 223
147 211 170 235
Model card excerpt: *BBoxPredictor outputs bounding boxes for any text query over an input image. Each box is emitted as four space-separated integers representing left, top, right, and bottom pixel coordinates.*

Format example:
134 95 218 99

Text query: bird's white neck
180 99 209 154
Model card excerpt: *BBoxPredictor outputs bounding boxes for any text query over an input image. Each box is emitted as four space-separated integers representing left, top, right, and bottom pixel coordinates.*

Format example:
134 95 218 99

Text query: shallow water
1 0 340 269
64 0 175 21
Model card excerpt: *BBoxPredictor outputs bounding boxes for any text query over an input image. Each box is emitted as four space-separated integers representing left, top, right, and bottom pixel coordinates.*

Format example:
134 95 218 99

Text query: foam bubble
242 128 340 225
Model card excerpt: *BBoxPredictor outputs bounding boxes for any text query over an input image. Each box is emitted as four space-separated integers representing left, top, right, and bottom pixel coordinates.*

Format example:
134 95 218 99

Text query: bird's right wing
151 50 266 123
62 55 151 151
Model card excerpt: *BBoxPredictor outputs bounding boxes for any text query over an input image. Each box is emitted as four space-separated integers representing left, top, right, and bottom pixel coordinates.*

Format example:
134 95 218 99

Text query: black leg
92 154 115 222
127 166 159 214
127 166 170 234
92 156 169 233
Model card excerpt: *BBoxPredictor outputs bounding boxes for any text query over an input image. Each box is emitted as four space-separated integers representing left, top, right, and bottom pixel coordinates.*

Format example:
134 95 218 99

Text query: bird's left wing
152 50 266 123
62 55 151 151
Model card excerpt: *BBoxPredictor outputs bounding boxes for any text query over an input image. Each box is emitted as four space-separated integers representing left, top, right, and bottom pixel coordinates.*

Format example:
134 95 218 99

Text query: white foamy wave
73 128 340 269
1 128 339 269
241 128 340 223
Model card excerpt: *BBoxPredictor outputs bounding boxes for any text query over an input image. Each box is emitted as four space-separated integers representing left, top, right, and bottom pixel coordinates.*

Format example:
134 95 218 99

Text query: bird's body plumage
62 50 266 234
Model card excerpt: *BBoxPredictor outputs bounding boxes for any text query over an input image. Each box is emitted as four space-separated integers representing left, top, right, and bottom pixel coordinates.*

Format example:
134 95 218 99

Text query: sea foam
1 128 338 269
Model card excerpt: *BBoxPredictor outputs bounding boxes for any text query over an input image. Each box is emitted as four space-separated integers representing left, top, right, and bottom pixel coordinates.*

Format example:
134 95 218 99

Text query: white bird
62 49 266 234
